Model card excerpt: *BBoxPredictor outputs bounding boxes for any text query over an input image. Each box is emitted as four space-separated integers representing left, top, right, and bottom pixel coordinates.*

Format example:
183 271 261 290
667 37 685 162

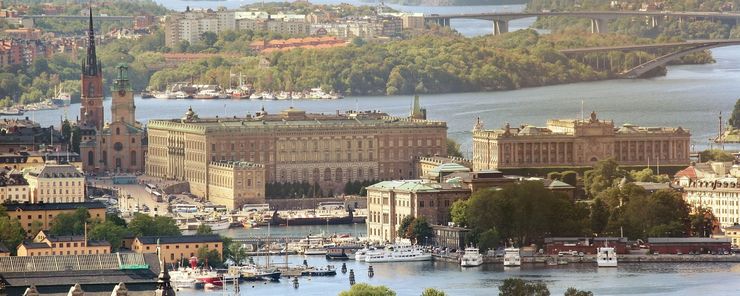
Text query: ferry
597 247 618 267
326 246 361 260
364 243 431 263
303 247 327 256
503 248 521 267
0 108 23 116
460 245 483 267
271 209 355 226
203 218 231 231
354 246 378 261
301 265 337 276
238 265 281 281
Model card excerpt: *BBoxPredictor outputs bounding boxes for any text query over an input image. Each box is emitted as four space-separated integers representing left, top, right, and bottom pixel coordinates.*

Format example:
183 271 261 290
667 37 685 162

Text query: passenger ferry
364 243 431 263
460 245 483 267
503 248 521 267
597 246 618 267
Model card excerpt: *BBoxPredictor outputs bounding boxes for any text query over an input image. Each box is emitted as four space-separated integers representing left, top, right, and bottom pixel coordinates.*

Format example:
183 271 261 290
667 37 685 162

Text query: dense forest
148 28 711 95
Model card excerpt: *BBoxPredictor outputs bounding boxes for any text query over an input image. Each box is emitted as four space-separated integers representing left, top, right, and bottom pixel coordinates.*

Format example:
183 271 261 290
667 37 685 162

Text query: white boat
276 91 291 100
173 91 190 99
364 243 431 263
303 247 327 255
460 246 483 267
203 218 231 231
261 91 275 100
249 92 263 100
51 85 71 106
354 247 375 261
503 248 521 267
597 247 617 267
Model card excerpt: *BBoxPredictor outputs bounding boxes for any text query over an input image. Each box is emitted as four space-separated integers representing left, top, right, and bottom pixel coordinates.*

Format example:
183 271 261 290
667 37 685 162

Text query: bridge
425 11 740 35
557 39 740 78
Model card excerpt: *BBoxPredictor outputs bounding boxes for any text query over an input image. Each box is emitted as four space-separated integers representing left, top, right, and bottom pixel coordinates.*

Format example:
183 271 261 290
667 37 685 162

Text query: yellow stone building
472 112 691 171
16 230 110 256
24 163 85 203
207 161 265 210
0 151 82 171
4 202 107 235
0 170 29 203
131 235 222 262
146 97 447 207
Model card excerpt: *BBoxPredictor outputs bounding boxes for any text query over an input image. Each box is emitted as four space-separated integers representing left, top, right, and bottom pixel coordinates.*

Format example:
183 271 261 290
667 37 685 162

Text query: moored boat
460 245 483 267
597 246 617 267
364 243 431 263
503 248 521 267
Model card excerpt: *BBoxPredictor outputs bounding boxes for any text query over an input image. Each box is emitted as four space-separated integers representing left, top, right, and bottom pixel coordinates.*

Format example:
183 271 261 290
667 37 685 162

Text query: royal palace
472 112 691 171
146 97 447 210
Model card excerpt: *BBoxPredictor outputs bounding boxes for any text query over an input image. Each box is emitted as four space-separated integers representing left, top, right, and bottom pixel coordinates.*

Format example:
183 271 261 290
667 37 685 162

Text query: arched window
116 127 120 135
313 168 320 182
131 150 137 166
335 168 343 182
324 168 332 181
87 151 94 166
357 168 364 180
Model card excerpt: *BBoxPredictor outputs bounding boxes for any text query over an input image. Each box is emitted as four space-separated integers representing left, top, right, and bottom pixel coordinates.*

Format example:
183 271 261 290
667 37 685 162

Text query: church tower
111 63 135 124
80 7 104 130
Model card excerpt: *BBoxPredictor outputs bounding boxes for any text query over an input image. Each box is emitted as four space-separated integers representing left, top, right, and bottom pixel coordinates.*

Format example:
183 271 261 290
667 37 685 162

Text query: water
21 46 740 154
175 225 740 295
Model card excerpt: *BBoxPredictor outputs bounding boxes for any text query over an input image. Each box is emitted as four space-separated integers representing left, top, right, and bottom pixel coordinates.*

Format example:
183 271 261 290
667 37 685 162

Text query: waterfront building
432 224 469 250
472 111 691 171
0 169 28 203
366 180 470 243
647 237 731 254
3 202 107 234
146 96 446 208
16 230 110 256
132 235 223 262
681 176 740 228
79 63 147 174
544 237 629 255
0 253 161 295
719 224 740 248
366 170 574 243
24 163 85 203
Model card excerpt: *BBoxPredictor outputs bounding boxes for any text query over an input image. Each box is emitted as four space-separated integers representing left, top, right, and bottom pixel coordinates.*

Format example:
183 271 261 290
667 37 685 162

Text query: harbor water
175 225 740 296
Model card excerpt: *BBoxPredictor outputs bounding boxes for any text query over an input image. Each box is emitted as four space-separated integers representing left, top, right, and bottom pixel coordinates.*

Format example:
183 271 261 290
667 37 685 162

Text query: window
419 201 424 207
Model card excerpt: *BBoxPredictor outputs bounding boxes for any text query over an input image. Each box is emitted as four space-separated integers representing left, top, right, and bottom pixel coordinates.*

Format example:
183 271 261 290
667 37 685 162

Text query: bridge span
555 39 740 78
425 11 740 35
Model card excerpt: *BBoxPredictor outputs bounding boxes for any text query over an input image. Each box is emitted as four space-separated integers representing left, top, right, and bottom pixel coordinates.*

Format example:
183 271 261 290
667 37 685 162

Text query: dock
432 253 740 264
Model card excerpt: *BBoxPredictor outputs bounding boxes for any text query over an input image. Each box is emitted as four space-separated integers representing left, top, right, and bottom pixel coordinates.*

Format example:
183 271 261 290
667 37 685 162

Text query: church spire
84 5 99 77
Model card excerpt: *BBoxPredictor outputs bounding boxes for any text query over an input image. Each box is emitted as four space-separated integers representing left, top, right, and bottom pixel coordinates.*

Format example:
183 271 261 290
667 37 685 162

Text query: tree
421 288 446 296
629 168 669 183
128 214 181 237
398 215 415 239
450 199 469 227
29 220 44 237
0 216 25 255
564 288 593 296
590 198 609 235
224 240 248 265
446 138 463 158
499 278 550 296
338 283 396 296
196 224 213 235
409 216 434 245
89 221 128 251
698 149 735 162
729 98 740 129
197 245 223 268
107 213 127 227
583 158 624 197
50 208 91 235
690 206 716 237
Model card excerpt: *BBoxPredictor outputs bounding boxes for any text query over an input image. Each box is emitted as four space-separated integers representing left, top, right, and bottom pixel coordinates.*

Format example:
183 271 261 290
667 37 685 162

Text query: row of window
26 249 108 256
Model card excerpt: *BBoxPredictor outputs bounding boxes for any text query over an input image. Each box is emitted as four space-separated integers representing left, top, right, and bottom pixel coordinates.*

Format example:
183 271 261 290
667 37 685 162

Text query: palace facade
472 112 691 171
146 97 447 209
